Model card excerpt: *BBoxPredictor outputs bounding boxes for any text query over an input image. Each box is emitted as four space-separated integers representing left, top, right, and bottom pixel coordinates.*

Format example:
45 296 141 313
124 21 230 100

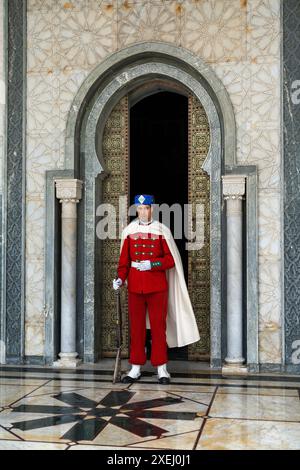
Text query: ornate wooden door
101 95 130 357
187 94 211 361
100 93 211 360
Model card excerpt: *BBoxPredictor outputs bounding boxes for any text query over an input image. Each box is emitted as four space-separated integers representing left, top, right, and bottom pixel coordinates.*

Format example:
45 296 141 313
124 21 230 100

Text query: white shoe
157 363 171 383
121 364 141 383
127 364 141 379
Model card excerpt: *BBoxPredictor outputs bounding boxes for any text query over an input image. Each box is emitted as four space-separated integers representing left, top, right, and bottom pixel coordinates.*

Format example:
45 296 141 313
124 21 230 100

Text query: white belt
131 261 141 268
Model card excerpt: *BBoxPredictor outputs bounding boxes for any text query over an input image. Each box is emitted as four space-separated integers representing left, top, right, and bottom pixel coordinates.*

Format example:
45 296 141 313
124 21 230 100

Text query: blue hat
134 194 155 205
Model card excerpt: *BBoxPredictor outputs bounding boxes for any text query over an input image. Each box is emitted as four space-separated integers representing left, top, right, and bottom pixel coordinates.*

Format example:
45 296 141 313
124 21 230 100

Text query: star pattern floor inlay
0 365 300 450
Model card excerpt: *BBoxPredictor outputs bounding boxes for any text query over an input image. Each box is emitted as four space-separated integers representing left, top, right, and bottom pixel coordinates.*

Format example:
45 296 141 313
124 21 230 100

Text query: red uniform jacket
117 231 175 293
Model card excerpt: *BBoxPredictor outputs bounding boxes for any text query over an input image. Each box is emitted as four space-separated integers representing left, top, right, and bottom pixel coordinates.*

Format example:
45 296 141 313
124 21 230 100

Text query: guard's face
136 204 153 222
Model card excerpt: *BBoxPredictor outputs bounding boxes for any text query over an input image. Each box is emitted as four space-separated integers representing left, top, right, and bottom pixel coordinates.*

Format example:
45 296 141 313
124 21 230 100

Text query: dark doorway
130 91 189 360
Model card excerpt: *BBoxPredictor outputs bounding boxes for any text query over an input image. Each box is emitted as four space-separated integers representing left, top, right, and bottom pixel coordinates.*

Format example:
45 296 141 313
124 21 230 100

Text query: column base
222 361 248 376
53 352 82 369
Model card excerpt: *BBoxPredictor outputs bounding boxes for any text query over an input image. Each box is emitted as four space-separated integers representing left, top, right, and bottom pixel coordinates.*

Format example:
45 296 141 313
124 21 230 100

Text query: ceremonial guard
113 194 200 384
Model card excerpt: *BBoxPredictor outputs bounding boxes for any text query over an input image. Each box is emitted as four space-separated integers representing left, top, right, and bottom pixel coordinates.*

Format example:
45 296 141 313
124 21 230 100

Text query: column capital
55 179 83 203
222 175 246 200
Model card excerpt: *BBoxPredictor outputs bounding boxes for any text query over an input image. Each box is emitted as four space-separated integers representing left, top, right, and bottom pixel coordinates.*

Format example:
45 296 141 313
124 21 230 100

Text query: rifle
112 277 123 383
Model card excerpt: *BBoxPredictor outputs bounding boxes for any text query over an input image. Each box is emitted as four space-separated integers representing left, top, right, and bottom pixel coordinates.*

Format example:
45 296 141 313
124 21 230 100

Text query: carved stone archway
45 42 258 371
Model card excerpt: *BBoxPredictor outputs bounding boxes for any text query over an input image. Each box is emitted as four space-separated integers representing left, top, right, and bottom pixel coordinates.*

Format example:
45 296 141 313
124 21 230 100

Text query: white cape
119 218 200 348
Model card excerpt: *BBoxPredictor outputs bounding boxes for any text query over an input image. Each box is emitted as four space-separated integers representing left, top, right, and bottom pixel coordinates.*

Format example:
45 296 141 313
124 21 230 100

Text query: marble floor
0 362 300 450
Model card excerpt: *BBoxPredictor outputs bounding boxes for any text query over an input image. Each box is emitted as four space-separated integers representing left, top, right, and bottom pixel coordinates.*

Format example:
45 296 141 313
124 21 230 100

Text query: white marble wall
211 0 282 363
26 0 282 363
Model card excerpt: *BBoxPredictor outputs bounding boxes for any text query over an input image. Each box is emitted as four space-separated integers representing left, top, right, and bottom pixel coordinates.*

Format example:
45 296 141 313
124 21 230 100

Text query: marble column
53 179 83 368
222 175 247 375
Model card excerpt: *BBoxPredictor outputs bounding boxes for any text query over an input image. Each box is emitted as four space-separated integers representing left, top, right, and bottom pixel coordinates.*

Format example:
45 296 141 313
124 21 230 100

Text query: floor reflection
0 366 299 450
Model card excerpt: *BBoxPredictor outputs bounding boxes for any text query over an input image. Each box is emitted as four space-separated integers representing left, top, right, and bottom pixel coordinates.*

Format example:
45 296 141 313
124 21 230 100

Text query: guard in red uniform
112 194 174 384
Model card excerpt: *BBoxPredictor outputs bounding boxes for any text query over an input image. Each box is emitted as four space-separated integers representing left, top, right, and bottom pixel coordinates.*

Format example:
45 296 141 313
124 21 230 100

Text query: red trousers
128 290 168 367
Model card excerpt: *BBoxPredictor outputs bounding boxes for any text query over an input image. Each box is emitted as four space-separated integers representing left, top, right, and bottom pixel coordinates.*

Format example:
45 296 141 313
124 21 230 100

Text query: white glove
136 260 152 271
113 278 123 290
